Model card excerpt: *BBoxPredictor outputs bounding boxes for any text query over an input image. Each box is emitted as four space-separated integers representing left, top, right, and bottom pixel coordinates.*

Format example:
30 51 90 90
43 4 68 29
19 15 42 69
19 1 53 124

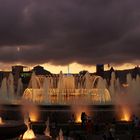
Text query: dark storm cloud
0 0 140 65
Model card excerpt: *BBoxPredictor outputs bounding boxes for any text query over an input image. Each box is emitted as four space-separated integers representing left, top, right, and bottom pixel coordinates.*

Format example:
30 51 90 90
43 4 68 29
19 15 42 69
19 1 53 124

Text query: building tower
96 64 104 77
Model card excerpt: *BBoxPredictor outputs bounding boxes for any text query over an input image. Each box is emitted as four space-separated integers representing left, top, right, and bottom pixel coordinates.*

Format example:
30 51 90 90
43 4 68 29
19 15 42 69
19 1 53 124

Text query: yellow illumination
29 112 39 122
75 112 82 123
73 106 91 123
120 108 131 121
0 117 4 125
122 84 129 88
22 129 36 139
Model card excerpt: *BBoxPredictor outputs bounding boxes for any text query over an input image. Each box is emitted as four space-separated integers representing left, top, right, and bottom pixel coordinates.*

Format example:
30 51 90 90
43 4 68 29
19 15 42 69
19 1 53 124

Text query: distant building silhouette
132 66 140 78
0 64 139 94
79 70 89 76
109 67 115 79
12 65 24 88
0 71 10 85
33 65 51 75
96 64 104 77
20 71 32 89
12 65 24 76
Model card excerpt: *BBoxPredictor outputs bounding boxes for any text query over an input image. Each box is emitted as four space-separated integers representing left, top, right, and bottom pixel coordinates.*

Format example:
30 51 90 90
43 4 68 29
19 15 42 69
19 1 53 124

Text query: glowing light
17 47 20 52
22 129 36 139
0 117 4 125
73 106 91 123
122 84 129 88
120 108 131 121
29 111 39 122
75 112 82 123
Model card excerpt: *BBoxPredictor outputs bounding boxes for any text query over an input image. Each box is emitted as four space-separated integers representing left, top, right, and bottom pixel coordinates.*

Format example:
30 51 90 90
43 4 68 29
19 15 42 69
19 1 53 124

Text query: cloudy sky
0 0 140 73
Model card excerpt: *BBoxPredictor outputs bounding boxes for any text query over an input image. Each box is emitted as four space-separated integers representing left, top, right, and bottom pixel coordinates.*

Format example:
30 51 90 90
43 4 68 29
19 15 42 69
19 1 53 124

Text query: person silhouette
81 112 87 129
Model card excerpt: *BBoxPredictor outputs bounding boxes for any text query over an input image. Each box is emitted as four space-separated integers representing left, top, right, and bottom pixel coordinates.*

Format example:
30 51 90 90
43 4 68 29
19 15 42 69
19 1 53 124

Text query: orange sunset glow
0 62 137 74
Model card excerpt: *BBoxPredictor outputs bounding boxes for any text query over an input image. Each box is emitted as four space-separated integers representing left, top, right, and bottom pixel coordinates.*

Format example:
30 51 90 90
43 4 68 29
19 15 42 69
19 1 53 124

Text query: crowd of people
67 112 140 140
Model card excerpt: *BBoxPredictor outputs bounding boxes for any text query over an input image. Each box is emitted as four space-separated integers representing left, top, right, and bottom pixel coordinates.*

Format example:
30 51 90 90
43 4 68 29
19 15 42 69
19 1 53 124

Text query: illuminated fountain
109 72 140 122
23 71 111 105
22 116 36 140
0 117 4 125
71 105 91 123
17 78 23 98
22 101 40 122
75 112 82 123
0 73 15 102
0 71 140 124
0 78 8 100
22 128 36 140
56 129 64 140
0 71 140 107
44 117 51 138
120 107 131 122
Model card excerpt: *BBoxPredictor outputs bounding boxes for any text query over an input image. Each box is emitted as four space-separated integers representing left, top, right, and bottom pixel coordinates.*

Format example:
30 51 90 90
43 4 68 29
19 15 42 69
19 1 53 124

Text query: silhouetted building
12 65 24 86
79 70 89 76
0 71 10 85
33 65 51 75
96 64 104 77
21 71 32 90
132 66 140 78
12 65 24 75
109 67 115 78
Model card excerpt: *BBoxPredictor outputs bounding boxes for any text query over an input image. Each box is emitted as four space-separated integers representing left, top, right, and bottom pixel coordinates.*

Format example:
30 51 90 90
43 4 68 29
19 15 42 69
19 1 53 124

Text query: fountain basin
0 120 26 139
22 135 52 140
